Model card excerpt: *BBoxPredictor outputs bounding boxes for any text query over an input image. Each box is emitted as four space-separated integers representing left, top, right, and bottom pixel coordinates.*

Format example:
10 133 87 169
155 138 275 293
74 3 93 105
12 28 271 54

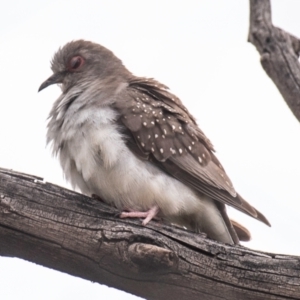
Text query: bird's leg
120 205 159 225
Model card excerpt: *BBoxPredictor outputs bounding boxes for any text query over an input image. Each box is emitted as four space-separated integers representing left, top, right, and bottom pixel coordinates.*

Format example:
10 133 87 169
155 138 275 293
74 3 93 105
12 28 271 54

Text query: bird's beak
38 72 65 92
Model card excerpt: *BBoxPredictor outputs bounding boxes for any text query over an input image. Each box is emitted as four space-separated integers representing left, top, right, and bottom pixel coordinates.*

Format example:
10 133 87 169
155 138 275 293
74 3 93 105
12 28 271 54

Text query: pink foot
120 206 159 225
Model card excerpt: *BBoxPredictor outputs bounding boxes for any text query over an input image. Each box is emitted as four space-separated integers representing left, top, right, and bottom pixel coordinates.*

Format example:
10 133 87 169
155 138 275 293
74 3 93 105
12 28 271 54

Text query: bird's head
38 40 129 93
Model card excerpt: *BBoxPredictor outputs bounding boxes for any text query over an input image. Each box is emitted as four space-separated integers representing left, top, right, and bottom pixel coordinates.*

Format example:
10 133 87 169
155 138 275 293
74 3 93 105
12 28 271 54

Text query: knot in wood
0 194 12 214
128 243 178 273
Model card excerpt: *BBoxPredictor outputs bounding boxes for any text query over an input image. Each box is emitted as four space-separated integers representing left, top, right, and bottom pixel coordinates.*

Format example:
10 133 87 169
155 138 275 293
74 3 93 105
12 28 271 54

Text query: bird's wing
114 78 270 226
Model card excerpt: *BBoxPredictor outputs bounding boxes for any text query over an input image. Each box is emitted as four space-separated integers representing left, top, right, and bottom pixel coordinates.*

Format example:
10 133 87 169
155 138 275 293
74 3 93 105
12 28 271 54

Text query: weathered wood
248 0 300 122
0 168 299 300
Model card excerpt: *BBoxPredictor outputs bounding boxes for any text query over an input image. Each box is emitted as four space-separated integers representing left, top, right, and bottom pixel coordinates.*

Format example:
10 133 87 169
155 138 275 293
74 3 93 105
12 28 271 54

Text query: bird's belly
58 122 207 217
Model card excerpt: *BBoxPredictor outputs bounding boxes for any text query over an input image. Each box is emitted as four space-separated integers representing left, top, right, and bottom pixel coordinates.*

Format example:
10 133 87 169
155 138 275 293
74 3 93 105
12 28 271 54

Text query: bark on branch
248 0 300 122
0 168 299 300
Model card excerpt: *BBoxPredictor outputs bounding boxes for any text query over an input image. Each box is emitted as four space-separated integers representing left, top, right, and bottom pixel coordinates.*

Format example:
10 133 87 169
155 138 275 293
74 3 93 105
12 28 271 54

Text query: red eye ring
67 56 85 71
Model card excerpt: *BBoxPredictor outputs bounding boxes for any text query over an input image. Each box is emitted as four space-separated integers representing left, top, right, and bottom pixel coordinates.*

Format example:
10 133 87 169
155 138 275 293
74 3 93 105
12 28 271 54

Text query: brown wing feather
114 77 270 226
216 202 240 244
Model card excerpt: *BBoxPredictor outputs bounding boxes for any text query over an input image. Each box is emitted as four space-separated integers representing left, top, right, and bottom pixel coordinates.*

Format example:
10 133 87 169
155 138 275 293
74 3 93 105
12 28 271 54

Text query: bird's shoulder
113 77 236 196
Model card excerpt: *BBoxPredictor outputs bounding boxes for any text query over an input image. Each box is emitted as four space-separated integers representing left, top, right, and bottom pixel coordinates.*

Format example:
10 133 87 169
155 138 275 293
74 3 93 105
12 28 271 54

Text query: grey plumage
39 40 270 244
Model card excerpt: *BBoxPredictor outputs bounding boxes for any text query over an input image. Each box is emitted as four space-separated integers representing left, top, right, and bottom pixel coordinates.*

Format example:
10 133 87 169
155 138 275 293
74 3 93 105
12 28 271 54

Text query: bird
38 40 270 245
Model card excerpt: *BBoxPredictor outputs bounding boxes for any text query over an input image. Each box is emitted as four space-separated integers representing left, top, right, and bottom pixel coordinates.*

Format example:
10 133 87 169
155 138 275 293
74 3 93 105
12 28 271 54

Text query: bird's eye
67 56 85 71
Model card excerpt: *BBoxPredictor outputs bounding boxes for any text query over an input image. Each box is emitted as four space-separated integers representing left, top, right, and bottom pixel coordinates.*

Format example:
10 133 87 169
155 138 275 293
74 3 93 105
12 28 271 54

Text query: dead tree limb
0 168 299 300
248 0 300 122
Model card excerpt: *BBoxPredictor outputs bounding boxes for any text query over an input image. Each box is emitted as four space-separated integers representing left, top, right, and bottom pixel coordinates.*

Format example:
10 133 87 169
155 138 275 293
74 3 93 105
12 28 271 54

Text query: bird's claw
119 205 159 226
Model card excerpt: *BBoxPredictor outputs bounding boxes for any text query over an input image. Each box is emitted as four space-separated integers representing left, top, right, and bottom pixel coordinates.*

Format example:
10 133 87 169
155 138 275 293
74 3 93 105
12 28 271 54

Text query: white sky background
0 1 300 299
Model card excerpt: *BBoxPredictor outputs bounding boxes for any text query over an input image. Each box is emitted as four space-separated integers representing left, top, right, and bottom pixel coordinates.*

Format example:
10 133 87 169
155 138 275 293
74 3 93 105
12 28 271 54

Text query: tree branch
248 0 300 122
0 168 299 300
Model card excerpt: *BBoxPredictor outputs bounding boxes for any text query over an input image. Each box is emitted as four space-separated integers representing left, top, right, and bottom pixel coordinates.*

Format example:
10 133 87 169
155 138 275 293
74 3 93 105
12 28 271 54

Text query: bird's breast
48 104 152 208
52 105 125 181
